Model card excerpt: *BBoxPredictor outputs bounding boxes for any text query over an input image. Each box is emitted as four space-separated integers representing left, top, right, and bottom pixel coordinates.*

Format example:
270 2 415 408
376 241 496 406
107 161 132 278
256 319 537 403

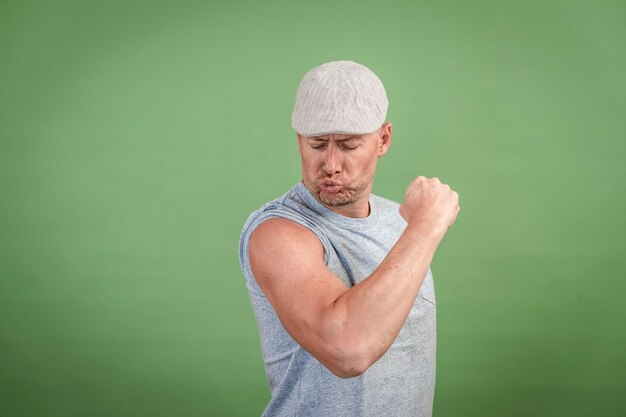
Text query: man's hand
399 176 460 235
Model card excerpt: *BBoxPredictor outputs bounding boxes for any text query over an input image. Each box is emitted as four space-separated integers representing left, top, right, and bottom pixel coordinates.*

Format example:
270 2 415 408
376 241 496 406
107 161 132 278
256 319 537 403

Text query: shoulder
240 185 307 244
250 217 322 251
239 184 332 272
248 218 325 280
240 183 320 236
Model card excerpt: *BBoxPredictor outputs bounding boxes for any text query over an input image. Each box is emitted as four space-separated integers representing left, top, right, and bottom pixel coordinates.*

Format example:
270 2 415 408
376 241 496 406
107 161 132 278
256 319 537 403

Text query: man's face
297 123 392 213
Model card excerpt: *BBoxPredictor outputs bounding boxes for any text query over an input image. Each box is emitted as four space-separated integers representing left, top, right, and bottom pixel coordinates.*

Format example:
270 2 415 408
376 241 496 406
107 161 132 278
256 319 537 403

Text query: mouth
321 185 342 193
320 180 343 194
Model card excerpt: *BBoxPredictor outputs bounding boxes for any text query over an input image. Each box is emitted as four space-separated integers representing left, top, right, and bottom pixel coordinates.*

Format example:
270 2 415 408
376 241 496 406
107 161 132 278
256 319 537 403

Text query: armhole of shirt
239 209 332 296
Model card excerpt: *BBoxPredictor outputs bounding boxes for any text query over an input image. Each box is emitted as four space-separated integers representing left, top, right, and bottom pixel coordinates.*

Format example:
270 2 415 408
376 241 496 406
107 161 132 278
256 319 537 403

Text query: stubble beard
314 178 369 207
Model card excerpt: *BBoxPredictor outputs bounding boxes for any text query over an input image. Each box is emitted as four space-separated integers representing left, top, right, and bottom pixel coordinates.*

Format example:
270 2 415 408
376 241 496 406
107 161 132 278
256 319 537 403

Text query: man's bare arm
248 176 459 378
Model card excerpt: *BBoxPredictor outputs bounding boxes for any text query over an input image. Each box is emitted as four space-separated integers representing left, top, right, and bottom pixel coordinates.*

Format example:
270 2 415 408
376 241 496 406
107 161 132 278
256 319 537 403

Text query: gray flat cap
291 60 388 137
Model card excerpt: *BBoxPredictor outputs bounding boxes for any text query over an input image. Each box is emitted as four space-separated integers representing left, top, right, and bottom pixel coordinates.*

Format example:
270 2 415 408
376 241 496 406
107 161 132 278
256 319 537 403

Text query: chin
319 194 353 207
317 187 358 207
304 178 365 207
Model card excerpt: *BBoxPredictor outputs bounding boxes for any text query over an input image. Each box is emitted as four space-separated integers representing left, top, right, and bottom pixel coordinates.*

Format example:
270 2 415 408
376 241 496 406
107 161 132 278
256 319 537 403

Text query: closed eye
308 140 360 151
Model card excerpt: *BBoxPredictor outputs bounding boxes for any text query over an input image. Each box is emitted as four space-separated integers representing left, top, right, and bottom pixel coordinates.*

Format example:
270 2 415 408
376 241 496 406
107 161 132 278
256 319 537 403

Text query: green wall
1 0 624 416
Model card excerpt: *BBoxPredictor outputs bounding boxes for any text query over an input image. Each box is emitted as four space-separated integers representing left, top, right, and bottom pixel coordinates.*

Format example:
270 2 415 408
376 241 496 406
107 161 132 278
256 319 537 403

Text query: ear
297 133 304 152
377 123 392 158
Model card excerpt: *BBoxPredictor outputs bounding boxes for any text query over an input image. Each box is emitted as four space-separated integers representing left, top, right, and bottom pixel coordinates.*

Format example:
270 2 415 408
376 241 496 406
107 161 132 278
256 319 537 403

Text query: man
239 60 459 417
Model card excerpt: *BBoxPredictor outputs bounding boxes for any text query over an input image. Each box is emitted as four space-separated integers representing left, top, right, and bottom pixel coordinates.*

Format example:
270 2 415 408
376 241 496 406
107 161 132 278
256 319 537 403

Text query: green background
1 0 624 416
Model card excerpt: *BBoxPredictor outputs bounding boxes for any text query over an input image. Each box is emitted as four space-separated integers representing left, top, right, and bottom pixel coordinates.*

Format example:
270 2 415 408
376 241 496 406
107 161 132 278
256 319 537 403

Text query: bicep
248 218 349 365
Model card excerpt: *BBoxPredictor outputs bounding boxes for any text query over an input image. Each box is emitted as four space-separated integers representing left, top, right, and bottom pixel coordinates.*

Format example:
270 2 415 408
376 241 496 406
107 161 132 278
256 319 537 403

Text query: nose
322 144 342 175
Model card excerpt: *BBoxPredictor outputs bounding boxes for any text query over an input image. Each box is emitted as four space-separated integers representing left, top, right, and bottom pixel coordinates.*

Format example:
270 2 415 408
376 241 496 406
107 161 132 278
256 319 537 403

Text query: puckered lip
321 179 342 187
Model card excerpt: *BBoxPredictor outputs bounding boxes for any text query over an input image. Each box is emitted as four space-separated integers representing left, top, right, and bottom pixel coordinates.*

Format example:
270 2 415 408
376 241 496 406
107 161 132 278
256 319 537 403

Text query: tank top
239 181 437 417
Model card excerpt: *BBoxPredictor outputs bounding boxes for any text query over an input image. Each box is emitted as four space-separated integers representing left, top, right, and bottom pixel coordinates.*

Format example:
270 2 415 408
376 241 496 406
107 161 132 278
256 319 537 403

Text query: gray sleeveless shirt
239 182 437 417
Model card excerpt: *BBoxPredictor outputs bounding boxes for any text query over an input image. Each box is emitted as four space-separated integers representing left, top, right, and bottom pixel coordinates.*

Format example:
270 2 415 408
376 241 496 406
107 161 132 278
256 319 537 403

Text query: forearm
328 221 445 373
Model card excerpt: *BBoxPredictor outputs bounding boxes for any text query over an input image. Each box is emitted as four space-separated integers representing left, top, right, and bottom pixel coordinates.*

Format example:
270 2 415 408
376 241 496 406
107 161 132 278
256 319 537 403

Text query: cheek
300 153 321 175
355 152 379 173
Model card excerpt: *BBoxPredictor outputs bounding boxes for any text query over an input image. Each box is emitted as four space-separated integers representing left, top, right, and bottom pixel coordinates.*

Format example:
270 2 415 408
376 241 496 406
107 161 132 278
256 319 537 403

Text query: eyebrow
309 136 363 142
